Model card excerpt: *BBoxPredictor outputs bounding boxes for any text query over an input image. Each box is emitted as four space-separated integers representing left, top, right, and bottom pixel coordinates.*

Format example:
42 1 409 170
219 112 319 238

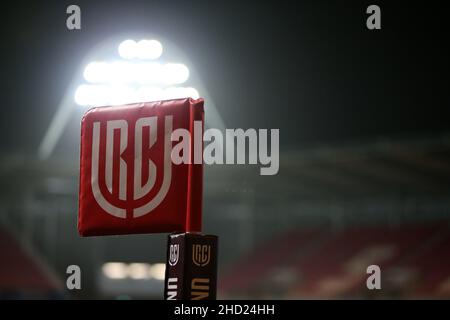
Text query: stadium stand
219 222 450 299
0 225 63 299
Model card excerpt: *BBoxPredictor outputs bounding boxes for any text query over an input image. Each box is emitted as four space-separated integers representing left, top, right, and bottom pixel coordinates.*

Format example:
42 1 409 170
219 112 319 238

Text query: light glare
75 84 109 106
83 62 109 83
128 263 150 280
118 40 137 59
101 262 165 281
136 40 163 59
83 61 190 85
75 84 199 106
118 39 163 60
162 63 189 85
148 263 166 280
102 262 127 279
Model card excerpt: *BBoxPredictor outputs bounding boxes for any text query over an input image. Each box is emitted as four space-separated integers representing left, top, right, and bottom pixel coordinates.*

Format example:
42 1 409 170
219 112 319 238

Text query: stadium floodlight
148 263 166 281
82 61 190 85
77 39 195 107
118 39 163 60
102 262 128 279
39 36 225 160
127 263 150 280
101 262 166 281
118 39 137 59
74 84 199 106
136 40 163 59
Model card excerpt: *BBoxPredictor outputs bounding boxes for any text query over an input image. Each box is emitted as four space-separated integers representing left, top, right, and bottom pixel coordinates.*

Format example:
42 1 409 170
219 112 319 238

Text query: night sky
1 0 449 155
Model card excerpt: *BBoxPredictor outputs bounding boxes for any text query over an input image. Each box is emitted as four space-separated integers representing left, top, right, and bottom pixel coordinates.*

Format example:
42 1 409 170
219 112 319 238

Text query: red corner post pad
78 98 204 236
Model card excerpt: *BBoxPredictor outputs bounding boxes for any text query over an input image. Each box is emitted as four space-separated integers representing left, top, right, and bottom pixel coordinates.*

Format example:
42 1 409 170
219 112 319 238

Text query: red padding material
78 98 204 236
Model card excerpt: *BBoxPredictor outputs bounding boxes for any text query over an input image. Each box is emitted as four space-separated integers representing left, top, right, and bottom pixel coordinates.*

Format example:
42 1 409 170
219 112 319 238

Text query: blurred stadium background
1 1 449 299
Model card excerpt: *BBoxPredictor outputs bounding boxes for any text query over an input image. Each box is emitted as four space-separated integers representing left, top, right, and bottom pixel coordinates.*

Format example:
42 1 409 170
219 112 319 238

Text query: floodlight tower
39 37 225 160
